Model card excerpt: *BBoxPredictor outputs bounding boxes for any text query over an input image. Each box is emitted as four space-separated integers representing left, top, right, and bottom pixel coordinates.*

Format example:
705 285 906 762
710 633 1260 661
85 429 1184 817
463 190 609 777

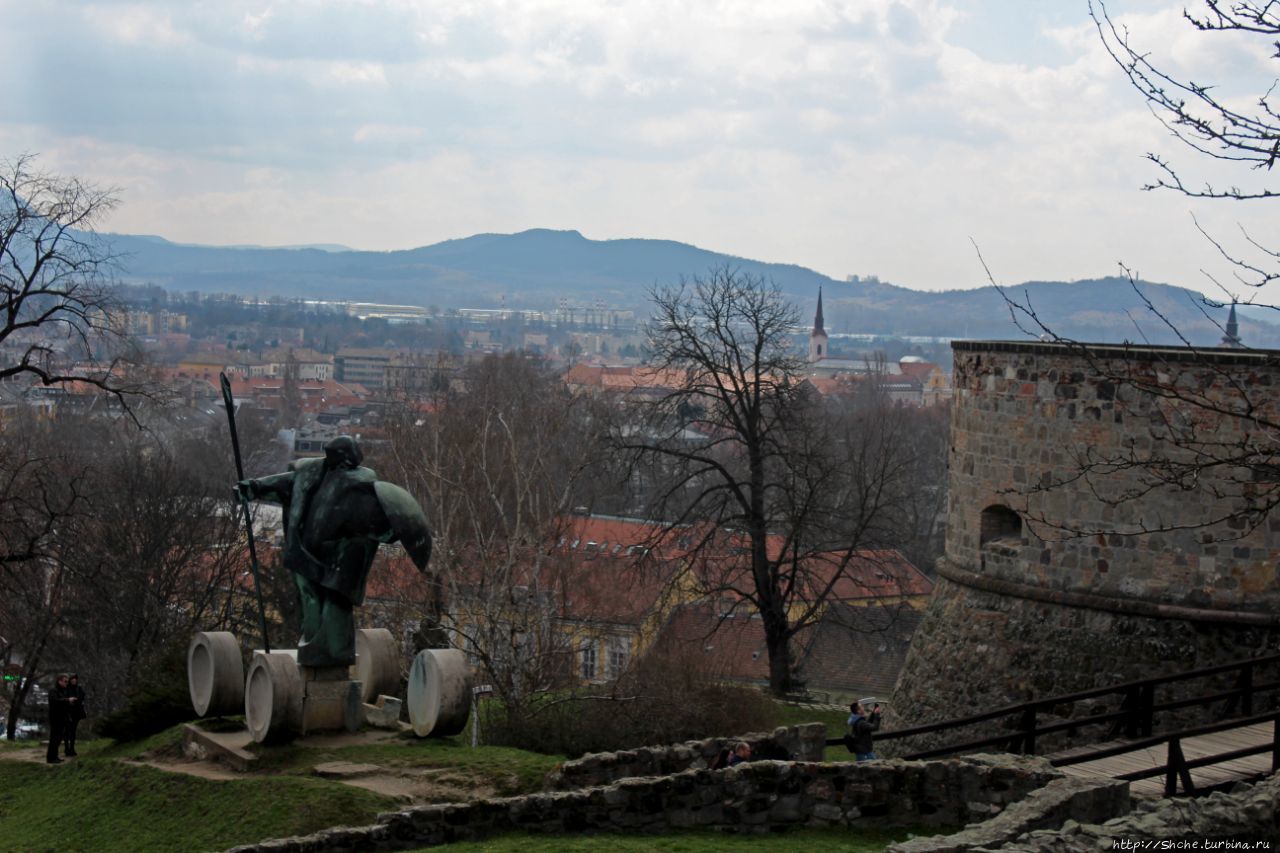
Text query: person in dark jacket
726 742 752 766
63 674 86 757
46 674 71 764
844 701 882 761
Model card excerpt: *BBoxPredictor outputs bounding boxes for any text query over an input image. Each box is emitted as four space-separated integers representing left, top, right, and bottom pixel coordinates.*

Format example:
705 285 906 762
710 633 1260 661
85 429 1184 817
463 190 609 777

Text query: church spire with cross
809 287 828 363
1221 303 1244 349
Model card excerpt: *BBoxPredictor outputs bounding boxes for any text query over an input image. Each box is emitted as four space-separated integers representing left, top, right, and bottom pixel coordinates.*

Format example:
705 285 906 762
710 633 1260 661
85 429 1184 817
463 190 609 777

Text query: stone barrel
245 650 303 744
406 649 471 737
187 631 244 717
352 628 400 704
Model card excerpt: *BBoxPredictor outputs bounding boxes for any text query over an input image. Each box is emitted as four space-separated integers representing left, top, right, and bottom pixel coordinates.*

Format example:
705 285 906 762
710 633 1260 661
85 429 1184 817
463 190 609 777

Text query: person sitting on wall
843 701 882 761
726 741 752 766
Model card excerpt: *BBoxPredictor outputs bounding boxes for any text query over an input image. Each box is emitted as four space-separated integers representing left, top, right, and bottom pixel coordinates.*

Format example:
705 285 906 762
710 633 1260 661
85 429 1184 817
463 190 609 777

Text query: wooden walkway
1052 722 1275 798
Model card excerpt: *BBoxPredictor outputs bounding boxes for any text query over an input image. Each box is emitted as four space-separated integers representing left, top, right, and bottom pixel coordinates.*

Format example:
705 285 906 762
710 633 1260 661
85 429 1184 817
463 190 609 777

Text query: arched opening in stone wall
980 505 1022 546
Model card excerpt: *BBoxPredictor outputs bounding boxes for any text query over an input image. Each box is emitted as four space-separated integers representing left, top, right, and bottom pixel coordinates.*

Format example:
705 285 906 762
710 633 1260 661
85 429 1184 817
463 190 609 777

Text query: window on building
463 632 481 667
580 641 598 681
606 637 631 680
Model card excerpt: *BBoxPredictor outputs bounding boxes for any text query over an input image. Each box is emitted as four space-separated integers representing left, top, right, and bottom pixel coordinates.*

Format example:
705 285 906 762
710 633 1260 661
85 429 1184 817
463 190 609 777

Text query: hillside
106 229 1280 346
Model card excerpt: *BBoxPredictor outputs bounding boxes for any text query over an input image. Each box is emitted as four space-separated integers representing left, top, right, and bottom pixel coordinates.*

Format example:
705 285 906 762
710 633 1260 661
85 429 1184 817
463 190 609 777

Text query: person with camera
844 700 882 761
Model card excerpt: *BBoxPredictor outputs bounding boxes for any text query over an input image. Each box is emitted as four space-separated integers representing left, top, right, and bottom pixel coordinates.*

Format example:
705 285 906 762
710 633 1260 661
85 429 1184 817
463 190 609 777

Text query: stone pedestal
300 665 363 735
188 627 412 744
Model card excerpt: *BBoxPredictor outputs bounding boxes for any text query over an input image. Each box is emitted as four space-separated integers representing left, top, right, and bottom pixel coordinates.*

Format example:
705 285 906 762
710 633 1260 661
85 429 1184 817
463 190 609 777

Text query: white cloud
83 5 189 46
3 0 1273 296
328 62 387 85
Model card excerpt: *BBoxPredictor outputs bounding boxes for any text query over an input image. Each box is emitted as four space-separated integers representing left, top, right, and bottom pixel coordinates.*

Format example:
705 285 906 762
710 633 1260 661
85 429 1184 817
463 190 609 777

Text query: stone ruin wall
226 754 1082 852
543 724 827 791
893 341 1280 745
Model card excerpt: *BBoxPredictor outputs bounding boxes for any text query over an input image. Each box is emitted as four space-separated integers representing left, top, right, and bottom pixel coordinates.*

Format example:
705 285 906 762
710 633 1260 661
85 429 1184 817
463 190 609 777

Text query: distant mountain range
105 228 1278 347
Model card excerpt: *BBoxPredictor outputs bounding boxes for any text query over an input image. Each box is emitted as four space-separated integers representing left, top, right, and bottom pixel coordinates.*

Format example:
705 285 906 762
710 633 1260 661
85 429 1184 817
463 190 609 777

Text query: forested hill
106 228 1278 346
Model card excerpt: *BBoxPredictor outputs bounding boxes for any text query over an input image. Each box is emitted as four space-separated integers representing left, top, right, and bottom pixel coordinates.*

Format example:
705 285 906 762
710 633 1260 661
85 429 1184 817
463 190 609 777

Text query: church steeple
808 287 829 363
1221 303 1244 349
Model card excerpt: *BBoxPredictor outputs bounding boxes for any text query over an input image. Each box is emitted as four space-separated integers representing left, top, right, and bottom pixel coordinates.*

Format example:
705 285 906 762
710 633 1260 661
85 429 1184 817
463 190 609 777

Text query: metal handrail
824 653 1280 757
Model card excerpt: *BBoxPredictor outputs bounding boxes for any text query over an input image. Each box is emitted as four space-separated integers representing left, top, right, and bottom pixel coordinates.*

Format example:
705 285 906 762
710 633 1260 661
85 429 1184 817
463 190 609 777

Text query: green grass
0 737 38 751
769 702 849 733
249 732 562 797
404 827 940 852
766 701 860 762
0 703 880 852
0 754 396 853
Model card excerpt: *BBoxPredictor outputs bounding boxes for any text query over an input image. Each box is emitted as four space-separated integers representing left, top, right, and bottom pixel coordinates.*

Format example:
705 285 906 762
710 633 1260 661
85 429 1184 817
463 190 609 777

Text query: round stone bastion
893 341 1280 745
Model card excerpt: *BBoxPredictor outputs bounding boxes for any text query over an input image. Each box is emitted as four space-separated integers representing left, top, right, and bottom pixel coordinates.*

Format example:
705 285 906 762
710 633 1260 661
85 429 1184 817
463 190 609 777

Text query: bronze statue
238 436 432 667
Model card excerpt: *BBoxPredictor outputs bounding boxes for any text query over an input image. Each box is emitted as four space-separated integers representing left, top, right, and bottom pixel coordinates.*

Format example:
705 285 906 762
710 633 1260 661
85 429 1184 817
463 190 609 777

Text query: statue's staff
219 372 271 653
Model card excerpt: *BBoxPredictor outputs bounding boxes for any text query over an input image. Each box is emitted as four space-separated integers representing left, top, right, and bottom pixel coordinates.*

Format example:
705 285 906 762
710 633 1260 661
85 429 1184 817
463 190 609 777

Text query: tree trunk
5 655 41 740
763 616 793 696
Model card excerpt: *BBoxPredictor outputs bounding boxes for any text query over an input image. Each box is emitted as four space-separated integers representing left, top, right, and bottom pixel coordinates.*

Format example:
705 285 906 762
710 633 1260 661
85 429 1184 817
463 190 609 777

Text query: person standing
63 674 86 757
46 674 71 764
844 701 883 762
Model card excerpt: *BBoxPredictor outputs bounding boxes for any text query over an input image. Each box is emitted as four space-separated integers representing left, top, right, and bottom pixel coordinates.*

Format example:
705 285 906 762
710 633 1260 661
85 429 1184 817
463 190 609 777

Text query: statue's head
324 435 363 470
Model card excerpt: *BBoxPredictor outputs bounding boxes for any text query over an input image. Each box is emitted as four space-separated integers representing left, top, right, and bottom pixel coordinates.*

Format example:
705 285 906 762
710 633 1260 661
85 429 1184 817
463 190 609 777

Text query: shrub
95 644 198 742
480 647 775 758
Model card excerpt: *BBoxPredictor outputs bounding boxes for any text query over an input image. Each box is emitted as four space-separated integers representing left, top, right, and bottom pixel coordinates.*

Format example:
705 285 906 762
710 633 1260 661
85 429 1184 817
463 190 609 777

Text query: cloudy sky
2 0 1275 295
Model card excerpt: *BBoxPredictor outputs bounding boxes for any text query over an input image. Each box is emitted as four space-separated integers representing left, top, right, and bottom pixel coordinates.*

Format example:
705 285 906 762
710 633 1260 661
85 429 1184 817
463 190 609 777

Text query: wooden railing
826 652 1280 763
1051 711 1280 797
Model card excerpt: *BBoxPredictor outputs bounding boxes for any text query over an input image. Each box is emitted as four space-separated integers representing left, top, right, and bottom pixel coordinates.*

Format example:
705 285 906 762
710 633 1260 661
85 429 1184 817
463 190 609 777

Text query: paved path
1053 721 1274 798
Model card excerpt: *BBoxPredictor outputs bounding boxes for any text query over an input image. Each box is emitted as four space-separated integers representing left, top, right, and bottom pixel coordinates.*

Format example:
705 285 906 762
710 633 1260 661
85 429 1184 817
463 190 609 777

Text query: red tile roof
649 603 773 682
562 516 932 602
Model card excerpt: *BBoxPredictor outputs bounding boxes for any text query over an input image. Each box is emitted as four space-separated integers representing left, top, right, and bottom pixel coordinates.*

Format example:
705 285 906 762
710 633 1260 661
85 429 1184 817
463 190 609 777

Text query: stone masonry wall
890 578 1280 753
947 341 1280 610
226 755 1061 852
1003 771 1280 850
893 341 1280 740
543 724 827 791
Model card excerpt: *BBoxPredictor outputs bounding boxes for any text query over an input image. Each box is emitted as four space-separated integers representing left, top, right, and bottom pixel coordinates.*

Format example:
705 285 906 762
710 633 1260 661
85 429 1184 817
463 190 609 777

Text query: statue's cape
375 481 433 572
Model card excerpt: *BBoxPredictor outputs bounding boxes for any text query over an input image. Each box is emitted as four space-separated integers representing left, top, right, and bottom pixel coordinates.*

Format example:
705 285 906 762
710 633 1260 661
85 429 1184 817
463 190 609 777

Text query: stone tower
808 288 828 363
892 341 1280 741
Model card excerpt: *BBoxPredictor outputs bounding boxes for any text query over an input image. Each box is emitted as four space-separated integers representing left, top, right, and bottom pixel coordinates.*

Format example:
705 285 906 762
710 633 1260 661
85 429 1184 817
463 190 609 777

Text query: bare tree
0 412 90 739
1093 1 1279 205
0 155 141 397
1090 0 1280 304
63 422 248 697
1 413 255 738
621 268 920 695
381 353 605 715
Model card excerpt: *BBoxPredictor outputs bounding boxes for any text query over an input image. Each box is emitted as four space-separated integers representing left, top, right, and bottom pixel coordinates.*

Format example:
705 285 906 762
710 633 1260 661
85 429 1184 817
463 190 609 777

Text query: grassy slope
0 702 873 852
251 732 562 797
0 728 562 853
0 758 395 853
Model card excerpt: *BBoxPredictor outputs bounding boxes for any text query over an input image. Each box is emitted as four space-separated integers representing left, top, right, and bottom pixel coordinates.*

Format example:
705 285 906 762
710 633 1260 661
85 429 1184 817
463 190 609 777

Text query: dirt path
6 730 492 806
318 766 497 803
0 746 49 764
124 758 243 781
